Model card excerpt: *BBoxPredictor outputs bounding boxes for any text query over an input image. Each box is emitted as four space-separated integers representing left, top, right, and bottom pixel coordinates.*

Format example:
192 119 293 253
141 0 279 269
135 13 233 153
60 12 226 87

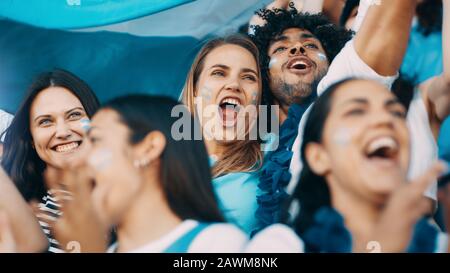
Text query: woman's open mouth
51 141 82 153
363 136 400 168
218 97 241 128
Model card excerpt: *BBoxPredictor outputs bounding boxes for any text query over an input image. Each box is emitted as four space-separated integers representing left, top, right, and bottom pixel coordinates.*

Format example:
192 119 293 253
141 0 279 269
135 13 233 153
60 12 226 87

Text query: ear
304 142 331 176
133 131 166 168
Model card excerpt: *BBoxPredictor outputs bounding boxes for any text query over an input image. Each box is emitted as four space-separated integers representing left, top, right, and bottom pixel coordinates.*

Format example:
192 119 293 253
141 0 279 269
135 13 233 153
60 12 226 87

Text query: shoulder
245 224 304 253
188 223 248 253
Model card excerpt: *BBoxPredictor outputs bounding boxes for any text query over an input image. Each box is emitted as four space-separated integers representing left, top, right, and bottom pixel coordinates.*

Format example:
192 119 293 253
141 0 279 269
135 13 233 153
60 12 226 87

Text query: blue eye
242 75 257 81
211 70 225 77
38 119 52 126
68 111 82 120
273 46 287 54
305 43 318 49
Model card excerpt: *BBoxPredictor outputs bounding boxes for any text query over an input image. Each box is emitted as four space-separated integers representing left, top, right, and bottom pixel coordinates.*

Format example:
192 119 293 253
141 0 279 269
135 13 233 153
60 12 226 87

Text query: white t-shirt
107 220 248 253
407 88 438 200
245 224 304 253
0 109 13 142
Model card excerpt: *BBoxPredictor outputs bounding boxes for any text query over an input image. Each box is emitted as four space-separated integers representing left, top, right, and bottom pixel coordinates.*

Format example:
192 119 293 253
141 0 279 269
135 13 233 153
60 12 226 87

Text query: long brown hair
182 35 263 178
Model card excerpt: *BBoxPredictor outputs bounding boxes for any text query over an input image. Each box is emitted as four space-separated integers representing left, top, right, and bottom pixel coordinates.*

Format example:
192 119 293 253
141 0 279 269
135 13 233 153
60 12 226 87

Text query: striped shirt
36 190 64 253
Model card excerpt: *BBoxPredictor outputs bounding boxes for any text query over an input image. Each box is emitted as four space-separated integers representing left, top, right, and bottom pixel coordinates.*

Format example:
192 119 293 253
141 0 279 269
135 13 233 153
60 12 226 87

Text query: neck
274 99 289 124
328 176 382 252
204 139 227 158
116 172 182 253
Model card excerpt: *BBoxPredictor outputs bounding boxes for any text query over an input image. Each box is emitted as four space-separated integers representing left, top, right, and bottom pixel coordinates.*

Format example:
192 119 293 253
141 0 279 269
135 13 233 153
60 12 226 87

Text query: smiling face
306 80 410 205
29 87 90 169
268 28 329 106
194 44 261 142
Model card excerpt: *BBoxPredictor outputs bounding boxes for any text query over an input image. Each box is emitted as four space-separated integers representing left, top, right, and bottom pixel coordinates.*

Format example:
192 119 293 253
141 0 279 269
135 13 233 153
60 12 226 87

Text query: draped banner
0 0 272 113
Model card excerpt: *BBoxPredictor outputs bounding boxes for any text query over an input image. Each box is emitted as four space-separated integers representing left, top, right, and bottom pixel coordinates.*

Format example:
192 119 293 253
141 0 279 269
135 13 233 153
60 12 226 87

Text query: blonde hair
182 35 263 178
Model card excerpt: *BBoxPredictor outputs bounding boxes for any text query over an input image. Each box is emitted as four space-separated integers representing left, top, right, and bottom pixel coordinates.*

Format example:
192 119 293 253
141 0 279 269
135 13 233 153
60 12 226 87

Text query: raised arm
425 0 450 122
0 167 48 252
354 0 418 76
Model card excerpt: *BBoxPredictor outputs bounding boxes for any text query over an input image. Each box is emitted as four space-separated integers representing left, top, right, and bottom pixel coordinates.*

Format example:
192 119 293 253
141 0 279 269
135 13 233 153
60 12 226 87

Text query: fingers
409 161 447 195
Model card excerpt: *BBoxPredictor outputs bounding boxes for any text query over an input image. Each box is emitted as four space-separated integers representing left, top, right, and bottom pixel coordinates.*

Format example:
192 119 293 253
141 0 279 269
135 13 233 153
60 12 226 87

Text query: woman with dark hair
46 95 248 252
1 68 100 252
247 79 449 252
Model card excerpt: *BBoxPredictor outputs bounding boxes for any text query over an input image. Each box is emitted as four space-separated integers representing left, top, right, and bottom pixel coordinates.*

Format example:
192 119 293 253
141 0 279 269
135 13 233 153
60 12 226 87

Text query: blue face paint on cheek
80 118 91 133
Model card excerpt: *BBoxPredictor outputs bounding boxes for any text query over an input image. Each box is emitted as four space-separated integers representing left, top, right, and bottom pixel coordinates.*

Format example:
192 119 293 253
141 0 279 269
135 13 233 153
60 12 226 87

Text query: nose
369 109 396 129
289 44 306 56
224 77 242 93
55 120 73 140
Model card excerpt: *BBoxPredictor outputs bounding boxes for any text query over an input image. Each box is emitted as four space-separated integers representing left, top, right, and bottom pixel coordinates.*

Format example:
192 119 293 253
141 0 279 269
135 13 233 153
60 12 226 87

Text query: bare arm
354 0 418 76
0 167 48 252
425 0 450 122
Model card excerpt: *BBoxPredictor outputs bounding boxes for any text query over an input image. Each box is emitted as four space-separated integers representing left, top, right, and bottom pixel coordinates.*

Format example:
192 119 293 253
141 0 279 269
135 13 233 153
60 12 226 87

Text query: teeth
366 137 397 155
293 61 307 66
55 142 79 153
221 98 240 106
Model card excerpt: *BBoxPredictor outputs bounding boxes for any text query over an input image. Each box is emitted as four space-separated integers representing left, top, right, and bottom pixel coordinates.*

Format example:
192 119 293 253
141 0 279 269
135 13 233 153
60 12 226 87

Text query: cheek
87 148 113 172
331 127 356 146
31 128 52 149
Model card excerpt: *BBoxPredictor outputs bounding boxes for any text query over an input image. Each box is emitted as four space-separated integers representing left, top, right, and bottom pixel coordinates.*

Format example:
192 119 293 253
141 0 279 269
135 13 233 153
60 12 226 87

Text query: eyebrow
210 64 258 76
385 98 402 107
339 97 404 109
338 98 369 108
270 33 319 46
209 64 229 70
33 107 84 123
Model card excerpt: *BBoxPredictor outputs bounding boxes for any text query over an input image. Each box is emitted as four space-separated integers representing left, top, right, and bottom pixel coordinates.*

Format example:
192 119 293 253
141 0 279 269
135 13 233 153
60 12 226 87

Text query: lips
51 141 82 153
286 56 314 75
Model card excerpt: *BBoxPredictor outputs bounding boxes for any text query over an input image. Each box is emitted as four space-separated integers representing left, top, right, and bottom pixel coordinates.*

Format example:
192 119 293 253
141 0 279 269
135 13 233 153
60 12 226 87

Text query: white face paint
87 148 113 172
268 58 278 69
199 86 213 102
250 91 258 105
333 127 354 146
80 118 91 133
317 53 327 62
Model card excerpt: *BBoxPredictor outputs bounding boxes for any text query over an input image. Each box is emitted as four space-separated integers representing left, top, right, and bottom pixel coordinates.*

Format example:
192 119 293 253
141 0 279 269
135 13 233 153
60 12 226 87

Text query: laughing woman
247 78 449 253
1 69 100 252
182 35 264 234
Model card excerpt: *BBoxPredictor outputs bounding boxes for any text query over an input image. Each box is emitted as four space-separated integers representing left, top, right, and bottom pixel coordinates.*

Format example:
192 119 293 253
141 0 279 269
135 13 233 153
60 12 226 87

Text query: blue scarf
301 206 440 253
255 97 315 232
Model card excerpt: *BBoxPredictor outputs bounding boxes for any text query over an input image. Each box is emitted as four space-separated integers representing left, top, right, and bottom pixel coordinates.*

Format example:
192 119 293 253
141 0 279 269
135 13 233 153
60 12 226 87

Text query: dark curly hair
250 5 353 106
417 0 443 36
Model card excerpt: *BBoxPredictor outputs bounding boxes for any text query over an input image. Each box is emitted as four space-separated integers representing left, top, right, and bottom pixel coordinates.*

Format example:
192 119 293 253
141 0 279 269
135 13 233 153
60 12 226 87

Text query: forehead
203 44 257 69
331 80 397 107
271 28 318 44
31 87 83 117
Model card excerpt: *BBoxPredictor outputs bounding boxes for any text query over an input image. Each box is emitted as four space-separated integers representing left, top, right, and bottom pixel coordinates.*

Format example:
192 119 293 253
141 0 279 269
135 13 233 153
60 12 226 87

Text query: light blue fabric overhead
0 0 272 113
0 0 193 29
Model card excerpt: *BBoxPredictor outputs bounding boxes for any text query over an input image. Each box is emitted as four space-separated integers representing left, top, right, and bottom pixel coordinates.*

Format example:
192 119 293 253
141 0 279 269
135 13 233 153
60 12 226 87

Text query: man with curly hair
251 0 423 229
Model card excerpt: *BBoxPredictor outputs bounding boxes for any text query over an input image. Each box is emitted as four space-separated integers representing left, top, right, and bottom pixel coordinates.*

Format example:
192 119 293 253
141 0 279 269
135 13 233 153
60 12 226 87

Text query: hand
370 162 447 253
438 182 450 252
44 165 109 253
0 211 16 253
